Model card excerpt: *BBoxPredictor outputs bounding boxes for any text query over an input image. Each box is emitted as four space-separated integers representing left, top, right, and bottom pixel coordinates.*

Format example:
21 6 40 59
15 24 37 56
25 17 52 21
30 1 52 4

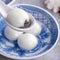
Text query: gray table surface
0 0 60 60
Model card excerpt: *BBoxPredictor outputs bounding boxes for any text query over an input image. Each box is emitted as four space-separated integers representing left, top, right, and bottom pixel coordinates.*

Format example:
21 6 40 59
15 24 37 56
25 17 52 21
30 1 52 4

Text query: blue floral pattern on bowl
2 0 15 5
0 4 59 59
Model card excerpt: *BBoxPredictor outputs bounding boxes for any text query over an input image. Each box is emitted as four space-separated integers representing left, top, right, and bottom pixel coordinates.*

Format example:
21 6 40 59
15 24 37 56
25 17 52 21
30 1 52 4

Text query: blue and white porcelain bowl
0 4 59 59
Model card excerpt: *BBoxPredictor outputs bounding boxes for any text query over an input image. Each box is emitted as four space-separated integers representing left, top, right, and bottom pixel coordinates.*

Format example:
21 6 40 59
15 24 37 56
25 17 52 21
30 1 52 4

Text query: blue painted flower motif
2 0 13 4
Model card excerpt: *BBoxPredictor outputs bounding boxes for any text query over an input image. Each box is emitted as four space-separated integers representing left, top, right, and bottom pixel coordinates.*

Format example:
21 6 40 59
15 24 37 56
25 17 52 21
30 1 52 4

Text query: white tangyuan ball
26 21 41 36
4 26 22 41
18 33 38 50
6 8 29 27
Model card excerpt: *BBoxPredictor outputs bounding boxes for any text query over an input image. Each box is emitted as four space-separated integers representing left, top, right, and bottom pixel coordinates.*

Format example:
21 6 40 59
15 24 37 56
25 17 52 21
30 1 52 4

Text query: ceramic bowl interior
0 4 59 59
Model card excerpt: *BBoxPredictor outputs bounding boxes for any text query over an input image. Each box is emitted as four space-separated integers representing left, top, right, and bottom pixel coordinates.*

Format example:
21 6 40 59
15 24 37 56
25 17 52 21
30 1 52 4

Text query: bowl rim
0 4 60 59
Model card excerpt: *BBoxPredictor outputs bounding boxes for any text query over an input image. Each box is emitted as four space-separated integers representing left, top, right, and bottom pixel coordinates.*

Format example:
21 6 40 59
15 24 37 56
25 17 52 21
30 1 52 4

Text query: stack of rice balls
4 8 42 50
